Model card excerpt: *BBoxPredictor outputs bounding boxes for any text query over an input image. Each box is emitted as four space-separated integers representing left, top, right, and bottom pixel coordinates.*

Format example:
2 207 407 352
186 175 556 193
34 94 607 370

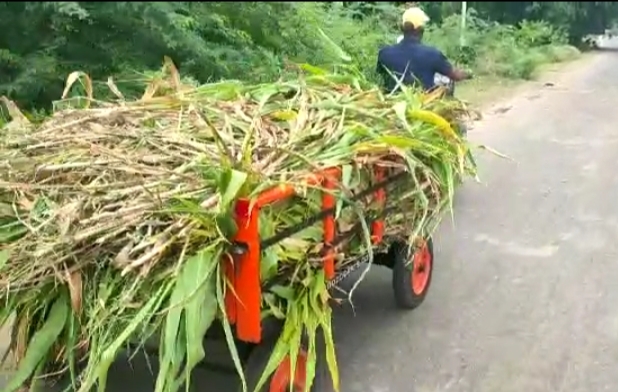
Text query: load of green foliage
0 58 476 392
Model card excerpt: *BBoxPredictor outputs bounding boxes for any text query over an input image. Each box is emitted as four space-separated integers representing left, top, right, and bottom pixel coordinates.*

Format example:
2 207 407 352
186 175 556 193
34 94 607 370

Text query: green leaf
215 213 237 239
219 169 248 210
335 165 352 219
216 263 247 391
0 249 8 272
88 283 171 392
181 249 219 390
155 273 186 392
317 28 352 62
270 285 295 301
300 63 327 75
5 294 69 392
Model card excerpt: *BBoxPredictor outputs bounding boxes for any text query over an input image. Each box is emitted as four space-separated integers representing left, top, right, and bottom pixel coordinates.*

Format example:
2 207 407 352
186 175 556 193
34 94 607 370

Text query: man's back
377 37 452 93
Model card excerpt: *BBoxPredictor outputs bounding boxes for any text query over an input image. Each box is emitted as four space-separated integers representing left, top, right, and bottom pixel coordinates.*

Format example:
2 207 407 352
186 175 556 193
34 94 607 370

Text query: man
377 7 470 94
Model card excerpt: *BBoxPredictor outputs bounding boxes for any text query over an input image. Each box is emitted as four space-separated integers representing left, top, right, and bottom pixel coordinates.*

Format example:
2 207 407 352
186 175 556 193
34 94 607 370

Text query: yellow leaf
271 110 298 121
61 71 93 107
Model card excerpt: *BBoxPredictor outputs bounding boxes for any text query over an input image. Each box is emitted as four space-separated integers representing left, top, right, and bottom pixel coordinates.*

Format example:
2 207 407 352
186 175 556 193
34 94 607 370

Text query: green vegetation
1 2 616 391
427 16 579 80
2 1 617 118
0 62 473 391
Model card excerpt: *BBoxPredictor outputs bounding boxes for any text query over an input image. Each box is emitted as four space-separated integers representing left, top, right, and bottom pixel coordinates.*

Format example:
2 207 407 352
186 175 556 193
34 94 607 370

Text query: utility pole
460 1 467 47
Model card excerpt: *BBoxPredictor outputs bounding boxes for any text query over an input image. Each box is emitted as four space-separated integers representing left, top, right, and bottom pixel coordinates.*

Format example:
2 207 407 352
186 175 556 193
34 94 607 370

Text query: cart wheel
391 237 434 309
242 330 335 392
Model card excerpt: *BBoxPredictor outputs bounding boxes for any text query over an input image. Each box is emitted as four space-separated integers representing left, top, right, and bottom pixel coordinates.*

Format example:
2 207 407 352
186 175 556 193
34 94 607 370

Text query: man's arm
434 50 470 82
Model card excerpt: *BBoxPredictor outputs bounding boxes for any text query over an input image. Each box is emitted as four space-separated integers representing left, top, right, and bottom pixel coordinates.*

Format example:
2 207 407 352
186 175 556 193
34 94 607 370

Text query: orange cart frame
219 164 435 391
223 163 431 341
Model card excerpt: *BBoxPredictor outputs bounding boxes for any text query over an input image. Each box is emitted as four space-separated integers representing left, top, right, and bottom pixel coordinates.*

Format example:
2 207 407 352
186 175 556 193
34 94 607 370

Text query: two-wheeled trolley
219 164 435 392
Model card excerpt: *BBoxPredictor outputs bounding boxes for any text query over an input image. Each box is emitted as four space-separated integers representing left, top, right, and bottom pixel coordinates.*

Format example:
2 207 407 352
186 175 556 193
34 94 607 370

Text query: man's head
401 7 430 39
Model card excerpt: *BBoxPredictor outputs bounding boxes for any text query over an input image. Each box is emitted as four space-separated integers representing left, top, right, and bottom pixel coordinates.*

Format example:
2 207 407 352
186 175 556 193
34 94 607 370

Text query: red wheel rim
269 350 308 392
411 241 431 295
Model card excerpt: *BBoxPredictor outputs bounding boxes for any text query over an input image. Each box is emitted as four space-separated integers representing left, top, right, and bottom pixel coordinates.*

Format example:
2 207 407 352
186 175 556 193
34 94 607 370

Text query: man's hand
448 68 468 82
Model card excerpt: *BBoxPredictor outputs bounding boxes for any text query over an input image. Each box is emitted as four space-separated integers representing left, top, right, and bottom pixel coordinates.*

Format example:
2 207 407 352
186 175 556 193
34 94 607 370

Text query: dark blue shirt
377 36 453 93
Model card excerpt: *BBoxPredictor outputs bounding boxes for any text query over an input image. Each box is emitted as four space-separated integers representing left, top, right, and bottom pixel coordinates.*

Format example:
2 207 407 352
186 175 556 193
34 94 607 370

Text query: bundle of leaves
0 60 476 392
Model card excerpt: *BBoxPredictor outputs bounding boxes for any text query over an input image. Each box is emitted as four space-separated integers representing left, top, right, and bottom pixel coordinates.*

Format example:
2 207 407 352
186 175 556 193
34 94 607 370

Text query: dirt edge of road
461 52 603 133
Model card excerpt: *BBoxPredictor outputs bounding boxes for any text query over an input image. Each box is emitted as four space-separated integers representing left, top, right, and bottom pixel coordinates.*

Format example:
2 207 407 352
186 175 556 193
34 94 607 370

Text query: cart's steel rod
262 204 399 291
259 171 406 250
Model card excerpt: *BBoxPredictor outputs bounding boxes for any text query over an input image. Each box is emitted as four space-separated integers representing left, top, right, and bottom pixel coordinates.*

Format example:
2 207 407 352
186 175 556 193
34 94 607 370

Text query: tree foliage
418 1 618 37
1 2 617 111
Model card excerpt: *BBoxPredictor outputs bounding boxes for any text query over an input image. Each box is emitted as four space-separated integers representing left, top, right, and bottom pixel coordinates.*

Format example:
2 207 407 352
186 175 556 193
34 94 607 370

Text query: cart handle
260 171 407 250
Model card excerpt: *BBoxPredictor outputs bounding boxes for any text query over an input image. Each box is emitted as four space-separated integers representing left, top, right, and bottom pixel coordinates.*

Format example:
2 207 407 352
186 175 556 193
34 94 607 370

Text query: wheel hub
410 242 431 295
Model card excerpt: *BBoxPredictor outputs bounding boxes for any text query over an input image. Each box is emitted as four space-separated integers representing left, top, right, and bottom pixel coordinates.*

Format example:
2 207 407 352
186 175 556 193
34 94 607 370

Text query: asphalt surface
4 48 618 392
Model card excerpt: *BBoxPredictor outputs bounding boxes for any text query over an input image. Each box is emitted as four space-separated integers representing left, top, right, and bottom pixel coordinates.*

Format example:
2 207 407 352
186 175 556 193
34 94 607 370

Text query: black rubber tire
391 238 434 310
241 329 336 392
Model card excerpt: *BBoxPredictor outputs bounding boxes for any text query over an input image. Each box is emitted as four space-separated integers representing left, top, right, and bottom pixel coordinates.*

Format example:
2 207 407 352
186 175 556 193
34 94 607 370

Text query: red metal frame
224 165 389 343
372 165 386 244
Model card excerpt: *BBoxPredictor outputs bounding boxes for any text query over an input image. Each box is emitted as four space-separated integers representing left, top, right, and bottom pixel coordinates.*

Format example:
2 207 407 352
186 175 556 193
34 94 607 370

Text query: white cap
402 7 430 28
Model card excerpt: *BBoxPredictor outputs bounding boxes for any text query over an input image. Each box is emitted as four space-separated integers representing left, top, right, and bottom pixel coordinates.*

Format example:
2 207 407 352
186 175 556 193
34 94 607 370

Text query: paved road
5 49 618 392
333 50 618 392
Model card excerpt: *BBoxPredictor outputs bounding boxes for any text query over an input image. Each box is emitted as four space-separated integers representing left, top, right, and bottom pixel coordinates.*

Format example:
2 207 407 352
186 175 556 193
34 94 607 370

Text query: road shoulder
458 53 598 114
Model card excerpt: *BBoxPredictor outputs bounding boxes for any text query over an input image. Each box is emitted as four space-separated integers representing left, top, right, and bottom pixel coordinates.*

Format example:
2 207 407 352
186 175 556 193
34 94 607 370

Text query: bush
424 13 578 80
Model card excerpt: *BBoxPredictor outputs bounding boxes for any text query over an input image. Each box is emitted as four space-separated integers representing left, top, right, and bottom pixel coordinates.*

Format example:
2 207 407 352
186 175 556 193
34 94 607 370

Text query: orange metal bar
371 165 386 244
226 166 342 343
322 175 337 280
230 198 262 343
255 167 341 207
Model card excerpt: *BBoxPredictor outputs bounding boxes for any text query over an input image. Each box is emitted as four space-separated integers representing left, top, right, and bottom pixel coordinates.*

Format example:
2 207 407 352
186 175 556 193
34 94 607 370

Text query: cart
217 164 435 392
